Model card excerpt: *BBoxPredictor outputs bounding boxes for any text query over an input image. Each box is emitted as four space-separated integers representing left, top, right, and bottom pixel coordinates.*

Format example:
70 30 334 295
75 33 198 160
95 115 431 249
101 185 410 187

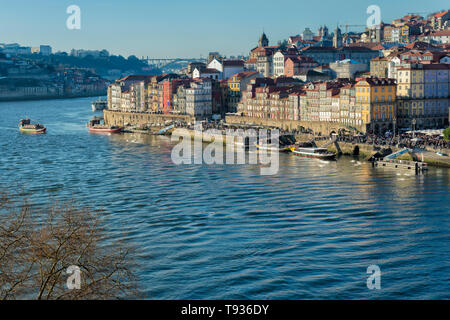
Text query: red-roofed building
426 29 450 44
430 10 450 30
284 55 319 77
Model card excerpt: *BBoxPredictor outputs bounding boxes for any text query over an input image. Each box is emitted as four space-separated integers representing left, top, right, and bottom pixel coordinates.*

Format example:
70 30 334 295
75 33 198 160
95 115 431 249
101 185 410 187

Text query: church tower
333 27 343 48
258 32 269 47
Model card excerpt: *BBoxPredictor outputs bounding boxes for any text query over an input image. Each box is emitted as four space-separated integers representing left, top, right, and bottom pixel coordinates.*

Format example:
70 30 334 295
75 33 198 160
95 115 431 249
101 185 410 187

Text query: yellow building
400 25 410 44
355 78 397 134
226 71 259 113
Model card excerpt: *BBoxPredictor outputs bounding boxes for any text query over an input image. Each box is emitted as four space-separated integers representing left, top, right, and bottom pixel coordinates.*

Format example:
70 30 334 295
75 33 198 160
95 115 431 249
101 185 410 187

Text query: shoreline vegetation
0 191 138 300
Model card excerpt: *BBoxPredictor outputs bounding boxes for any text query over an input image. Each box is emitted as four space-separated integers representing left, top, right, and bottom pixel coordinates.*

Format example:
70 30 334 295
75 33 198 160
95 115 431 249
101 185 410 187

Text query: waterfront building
173 85 188 114
186 79 213 118
148 74 179 113
107 75 153 111
226 71 259 113
237 77 302 119
238 85 303 121
339 85 361 127
161 78 193 114
315 82 342 123
396 63 449 129
355 77 397 134
130 81 147 112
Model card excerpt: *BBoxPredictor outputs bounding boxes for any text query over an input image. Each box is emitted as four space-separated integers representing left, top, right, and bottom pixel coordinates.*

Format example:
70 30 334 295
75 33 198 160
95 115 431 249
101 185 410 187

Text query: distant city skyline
0 0 448 58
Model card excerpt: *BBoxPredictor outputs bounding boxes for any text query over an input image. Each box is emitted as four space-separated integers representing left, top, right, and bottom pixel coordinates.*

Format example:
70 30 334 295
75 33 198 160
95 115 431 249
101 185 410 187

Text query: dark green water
0 97 449 299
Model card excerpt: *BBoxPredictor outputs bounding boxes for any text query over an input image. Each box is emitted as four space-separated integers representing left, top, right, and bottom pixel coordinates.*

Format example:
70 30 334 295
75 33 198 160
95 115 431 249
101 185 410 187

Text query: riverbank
119 127 450 168
0 92 106 102
321 139 450 168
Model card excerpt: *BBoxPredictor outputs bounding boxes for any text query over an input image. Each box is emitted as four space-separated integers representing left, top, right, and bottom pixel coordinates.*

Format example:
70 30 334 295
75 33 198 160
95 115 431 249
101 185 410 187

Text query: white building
186 79 212 118
391 28 401 43
207 58 244 80
273 51 286 77
192 67 221 80
426 29 450 44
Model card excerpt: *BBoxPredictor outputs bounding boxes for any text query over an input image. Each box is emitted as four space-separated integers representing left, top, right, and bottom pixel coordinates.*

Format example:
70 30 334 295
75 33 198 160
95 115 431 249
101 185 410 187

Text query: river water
0 97 449 299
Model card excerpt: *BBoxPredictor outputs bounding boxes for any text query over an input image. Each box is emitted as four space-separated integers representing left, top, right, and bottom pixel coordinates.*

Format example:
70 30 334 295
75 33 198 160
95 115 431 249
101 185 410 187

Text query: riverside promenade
307 137 450 168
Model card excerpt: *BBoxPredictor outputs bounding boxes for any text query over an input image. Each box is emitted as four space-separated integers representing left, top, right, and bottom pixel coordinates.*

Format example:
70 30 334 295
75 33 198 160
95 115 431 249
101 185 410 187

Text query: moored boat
87 117 122 133
291 146 336 160
91 99 108 112
18 119 46 134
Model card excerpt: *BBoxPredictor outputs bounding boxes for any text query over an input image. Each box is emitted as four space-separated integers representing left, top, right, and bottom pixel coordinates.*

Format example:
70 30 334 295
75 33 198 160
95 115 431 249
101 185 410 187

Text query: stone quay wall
104 110 194 127
225 115 366 135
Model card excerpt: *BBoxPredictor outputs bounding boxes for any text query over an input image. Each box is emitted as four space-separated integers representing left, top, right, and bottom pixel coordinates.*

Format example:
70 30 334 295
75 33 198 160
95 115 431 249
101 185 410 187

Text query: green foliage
18 53 160 77
444 127 450 141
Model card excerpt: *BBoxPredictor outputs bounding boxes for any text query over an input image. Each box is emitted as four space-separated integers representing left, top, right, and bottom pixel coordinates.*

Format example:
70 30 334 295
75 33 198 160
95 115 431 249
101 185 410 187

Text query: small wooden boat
291 146 336 160
87 117 122 133
18 119 46 134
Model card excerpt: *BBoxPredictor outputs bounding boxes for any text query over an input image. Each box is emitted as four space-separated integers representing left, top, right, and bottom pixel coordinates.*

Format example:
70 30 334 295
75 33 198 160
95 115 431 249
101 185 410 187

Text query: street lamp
393 116 397 141
412 118 416 138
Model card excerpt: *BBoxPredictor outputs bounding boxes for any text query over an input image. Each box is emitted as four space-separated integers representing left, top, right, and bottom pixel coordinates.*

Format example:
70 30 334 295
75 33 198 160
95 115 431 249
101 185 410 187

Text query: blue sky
0 0 448 58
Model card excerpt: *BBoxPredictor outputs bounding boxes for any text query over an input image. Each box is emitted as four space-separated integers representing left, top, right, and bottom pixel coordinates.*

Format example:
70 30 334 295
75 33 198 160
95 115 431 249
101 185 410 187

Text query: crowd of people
333 132 449 151
171 120 450 151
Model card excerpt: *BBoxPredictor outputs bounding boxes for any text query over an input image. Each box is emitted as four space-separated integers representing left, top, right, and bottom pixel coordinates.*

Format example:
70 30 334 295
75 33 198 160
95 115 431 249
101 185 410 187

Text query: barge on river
290 146 337 160
18 119 46 134
87 117 122 133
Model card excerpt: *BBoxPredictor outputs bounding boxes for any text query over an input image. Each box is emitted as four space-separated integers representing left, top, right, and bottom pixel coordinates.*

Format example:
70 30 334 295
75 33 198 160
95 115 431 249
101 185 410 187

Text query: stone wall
225 115 367 135
104 110 194 127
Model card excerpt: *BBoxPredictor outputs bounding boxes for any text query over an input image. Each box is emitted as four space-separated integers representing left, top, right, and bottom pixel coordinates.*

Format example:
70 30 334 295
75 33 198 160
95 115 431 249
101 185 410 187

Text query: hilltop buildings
106 8 450 133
